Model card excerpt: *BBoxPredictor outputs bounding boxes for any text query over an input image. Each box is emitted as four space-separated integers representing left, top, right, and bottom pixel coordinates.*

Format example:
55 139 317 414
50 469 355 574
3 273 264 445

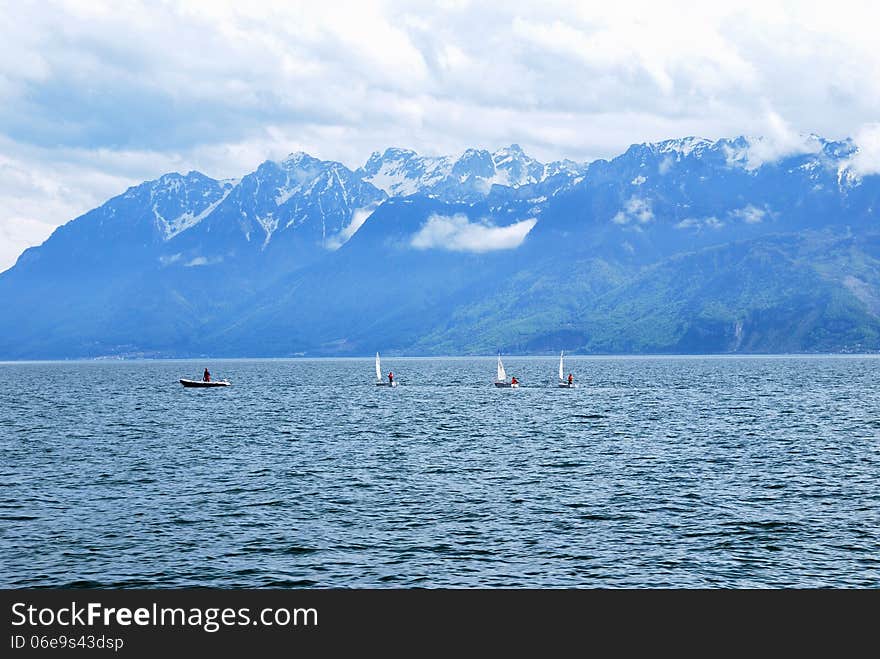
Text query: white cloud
3 2 880 268
725 111 823 170
0 144 138 272
612 197 654 225
326 204 382 250
0 216 55 273
184 256 222 267
730 204 771 224
410 213 536 252
675 216 723 230
847 123 880 177
159 253 183 266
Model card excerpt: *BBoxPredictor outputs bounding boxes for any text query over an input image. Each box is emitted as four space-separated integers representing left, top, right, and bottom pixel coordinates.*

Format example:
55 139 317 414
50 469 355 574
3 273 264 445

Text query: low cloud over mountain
410 214 537 253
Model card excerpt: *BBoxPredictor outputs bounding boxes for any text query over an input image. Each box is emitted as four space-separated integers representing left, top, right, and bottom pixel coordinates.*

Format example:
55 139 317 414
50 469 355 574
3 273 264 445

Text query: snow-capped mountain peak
66 133 876 266
140 172 235 240
281 151 320 167
360 147 432 197
204 153 387 249
653 136 716 157
491 143 545 187
359 144 585 200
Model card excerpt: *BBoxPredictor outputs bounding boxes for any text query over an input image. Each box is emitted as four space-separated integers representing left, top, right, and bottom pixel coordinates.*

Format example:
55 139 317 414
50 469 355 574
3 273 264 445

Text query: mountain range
1 135 879 359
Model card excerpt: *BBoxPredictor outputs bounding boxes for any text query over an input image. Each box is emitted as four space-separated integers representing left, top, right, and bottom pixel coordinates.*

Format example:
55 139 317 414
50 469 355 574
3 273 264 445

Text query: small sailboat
557 351 576 388
375 352 397 387
494 354 519 388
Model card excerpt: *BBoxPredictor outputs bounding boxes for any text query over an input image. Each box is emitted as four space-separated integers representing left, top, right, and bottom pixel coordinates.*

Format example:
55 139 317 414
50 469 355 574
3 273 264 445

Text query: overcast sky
2 0 879 270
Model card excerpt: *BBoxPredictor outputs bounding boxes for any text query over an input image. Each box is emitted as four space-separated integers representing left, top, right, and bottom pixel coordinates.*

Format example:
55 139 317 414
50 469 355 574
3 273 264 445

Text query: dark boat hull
180 379 230 388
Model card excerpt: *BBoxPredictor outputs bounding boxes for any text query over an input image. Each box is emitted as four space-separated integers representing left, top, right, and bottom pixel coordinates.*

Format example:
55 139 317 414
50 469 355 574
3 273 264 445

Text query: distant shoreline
2 352 879 364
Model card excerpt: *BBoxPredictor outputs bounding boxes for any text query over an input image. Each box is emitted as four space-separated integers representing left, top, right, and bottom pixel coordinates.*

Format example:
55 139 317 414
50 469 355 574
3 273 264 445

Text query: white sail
497 355 507 381
559 351 564 381
375 352 382 381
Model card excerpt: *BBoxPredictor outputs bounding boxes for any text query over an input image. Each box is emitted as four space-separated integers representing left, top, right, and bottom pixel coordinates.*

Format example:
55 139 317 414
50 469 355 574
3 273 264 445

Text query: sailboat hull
376 381 398 387
557 383 577 388
494 381 519 388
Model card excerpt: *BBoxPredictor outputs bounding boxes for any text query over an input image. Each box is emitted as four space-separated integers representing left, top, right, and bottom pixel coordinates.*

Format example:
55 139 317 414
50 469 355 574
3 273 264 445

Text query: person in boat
568 373 573 386
203 368 211 383
388 371 394 385
511 376 518 385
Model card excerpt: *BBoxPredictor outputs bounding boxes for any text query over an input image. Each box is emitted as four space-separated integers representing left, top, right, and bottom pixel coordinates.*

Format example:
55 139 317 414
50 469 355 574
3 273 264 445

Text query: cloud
0 144 132 272
184 256 222 267
326 204 382 250
675 216 723 230
0 216 56 274
847 123 880 177
410 213 536 252
159 253 182 266
612 197 654 225
724 111 823 170
4 2 880 164
730 204 771 224
3 2 880 268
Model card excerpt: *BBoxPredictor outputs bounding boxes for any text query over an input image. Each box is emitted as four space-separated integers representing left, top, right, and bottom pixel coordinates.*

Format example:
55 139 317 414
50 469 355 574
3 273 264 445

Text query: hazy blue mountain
425 230 880 356
573 230 880 354
0 154 387 357
1 135 878 358
10 171 234 274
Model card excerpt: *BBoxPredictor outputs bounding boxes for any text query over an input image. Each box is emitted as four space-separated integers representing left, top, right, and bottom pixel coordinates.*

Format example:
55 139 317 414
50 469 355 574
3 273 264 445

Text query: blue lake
1 356 878 587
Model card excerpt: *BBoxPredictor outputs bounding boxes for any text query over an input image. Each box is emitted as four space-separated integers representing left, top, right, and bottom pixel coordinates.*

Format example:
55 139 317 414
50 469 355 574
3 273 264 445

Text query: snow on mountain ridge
156 186 235 240
230 156 388 248
137 172 235 241
653 136 716 157
360 147 452 197
360 144 582 199
90 134 876 254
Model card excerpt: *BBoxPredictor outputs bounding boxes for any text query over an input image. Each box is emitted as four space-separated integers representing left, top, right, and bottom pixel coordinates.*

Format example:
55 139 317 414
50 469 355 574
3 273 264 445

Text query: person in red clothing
203 368 211 382
388 371 394 385
510 376 518 385
568 373 573 385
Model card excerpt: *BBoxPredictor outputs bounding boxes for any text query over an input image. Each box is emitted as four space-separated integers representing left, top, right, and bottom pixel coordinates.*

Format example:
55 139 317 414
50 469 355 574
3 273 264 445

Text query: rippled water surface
1 356 878 587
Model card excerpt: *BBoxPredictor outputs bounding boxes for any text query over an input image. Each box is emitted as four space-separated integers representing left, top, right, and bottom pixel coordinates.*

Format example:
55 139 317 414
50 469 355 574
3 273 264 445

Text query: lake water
1 356 878 588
